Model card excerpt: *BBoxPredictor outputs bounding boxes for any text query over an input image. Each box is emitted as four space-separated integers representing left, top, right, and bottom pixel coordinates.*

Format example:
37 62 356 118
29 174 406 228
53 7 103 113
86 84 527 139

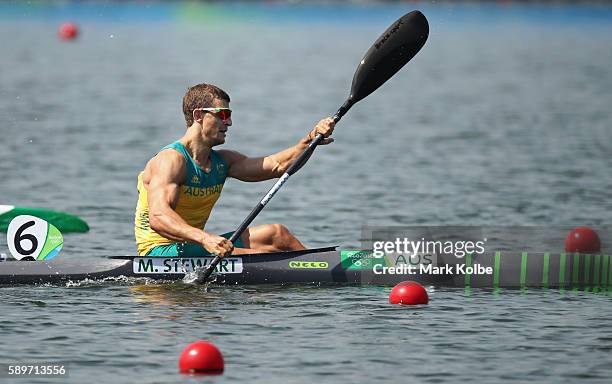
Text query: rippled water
2 284 611 383
1 2 611 383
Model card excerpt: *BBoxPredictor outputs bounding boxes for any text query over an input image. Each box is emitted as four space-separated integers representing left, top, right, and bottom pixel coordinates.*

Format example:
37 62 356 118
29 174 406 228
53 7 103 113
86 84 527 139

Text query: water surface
0 2 611 383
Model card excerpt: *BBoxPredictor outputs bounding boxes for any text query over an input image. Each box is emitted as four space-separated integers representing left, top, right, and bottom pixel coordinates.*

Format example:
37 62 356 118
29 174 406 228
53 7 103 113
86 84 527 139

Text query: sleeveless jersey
134 141 228 255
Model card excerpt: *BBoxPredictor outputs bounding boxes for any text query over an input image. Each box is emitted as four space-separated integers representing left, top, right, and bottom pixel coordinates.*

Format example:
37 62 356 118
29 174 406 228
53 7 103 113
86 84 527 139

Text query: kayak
0 247 609 289
0 205 89 233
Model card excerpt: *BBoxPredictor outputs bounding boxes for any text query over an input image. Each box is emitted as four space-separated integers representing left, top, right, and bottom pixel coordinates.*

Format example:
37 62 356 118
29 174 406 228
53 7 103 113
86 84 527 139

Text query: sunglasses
196 107 232 121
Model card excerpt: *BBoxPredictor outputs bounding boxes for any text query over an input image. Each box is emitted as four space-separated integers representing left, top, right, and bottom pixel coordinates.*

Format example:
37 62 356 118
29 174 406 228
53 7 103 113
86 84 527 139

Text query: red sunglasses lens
218 110 231 120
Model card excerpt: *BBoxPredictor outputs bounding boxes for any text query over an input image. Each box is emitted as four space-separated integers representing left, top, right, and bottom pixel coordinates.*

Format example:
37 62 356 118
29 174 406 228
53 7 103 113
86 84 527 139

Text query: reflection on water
128 283 217 307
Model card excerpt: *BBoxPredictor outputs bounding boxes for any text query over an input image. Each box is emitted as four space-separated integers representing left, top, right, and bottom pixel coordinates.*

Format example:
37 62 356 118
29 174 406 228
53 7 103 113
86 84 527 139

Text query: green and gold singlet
134 141 228 256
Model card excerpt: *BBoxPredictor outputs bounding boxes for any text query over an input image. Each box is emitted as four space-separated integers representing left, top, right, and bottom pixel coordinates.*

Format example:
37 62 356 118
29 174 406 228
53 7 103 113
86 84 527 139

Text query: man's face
201 98 232 147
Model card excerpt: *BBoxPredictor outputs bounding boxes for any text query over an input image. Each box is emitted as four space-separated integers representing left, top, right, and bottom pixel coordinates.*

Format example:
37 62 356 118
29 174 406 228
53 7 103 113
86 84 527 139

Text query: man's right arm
146 151 233 257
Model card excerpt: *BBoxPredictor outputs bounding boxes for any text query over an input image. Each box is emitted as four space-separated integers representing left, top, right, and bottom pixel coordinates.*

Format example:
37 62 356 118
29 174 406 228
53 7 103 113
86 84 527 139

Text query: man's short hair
182 83 230 127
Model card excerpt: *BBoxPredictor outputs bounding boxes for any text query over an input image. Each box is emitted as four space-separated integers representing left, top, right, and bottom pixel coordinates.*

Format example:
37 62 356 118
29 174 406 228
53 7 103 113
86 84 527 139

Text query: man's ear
193 109 203 123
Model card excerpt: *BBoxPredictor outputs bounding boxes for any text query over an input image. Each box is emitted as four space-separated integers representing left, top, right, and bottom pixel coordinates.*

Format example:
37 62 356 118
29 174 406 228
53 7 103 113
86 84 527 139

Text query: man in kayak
134 83 334 257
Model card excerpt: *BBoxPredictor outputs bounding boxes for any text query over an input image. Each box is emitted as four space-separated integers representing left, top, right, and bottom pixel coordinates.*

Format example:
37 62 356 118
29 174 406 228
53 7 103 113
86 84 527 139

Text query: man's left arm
219 117 335 182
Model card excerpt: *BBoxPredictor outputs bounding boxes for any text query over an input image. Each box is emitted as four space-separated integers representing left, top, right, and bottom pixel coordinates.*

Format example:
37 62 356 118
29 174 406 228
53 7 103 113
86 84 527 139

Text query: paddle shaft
195 10 429 283
198 101 352 282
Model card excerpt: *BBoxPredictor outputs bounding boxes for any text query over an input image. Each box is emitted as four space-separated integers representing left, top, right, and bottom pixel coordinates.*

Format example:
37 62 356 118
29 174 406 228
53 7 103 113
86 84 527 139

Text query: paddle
193 10 429 283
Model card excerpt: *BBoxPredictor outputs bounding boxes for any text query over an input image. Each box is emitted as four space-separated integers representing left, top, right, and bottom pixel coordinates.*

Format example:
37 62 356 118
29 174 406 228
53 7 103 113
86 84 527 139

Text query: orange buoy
178 341 224 375
58 22 79 41
389 281 429 305
565 226 601 254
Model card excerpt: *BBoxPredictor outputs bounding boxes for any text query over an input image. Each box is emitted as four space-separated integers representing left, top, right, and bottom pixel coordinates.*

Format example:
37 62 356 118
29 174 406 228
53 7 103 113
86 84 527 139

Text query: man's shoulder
146 149 187 178
157 146 185 157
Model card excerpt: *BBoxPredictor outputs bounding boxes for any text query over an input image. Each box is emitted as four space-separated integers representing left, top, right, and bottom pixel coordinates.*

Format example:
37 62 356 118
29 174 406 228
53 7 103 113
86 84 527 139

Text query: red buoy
389 281 429 305
178 341 224 374
565 227 601 254
58 22 79 41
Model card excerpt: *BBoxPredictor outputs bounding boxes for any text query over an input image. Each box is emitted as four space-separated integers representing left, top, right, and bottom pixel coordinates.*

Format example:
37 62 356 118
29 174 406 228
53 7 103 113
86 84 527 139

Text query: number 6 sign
7 215 63 260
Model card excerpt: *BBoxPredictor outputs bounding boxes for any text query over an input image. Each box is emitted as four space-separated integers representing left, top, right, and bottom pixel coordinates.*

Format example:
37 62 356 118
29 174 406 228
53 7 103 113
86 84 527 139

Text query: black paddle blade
348 10 429 106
